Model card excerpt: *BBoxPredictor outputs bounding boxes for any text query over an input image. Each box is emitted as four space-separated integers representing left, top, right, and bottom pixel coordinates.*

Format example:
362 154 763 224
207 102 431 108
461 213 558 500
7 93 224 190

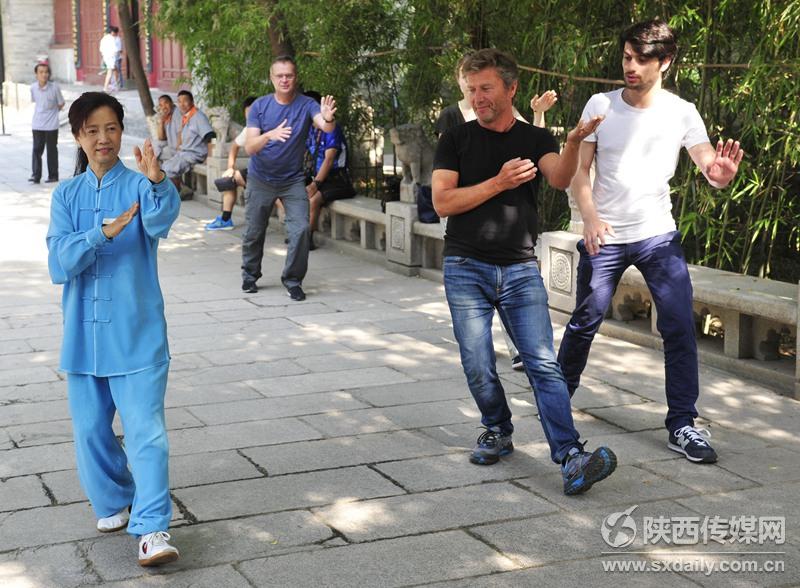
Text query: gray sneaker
470 427 514 465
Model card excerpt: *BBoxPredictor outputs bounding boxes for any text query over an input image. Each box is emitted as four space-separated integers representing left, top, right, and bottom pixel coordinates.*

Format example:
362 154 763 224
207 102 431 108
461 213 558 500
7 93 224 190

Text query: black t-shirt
433 119 559 265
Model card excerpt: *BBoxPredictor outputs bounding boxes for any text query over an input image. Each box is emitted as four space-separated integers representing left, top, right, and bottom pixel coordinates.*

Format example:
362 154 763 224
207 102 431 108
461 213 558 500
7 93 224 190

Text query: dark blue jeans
444 256 582 464
557 231 698 433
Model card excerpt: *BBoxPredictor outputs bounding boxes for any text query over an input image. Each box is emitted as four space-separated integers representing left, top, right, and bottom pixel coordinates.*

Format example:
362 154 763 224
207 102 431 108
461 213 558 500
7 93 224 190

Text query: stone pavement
1 106 799 588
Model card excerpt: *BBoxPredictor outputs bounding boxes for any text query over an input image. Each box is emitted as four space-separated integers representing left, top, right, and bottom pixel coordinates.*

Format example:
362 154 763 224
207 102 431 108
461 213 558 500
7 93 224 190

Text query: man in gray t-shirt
29 63 64 184
161 90 214 188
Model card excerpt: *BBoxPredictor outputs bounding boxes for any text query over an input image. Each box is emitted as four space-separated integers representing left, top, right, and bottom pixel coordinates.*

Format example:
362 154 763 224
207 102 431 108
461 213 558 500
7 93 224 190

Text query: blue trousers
557 231 699 432
67 362 171 536
444 256 582 464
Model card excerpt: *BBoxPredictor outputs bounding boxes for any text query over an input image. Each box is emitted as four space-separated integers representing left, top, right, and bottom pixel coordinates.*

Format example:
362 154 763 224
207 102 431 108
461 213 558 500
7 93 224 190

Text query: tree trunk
115 0 154 117
259 0 295 57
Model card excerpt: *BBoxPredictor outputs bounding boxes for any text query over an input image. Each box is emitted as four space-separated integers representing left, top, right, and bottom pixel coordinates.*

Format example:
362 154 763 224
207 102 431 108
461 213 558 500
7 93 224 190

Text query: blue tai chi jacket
47 159 180 376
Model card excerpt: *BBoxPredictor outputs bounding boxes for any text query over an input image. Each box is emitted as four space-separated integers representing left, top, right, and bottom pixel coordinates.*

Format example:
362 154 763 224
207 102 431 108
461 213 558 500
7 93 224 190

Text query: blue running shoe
470 427 514 465
205 216 234 231
562 445 617 495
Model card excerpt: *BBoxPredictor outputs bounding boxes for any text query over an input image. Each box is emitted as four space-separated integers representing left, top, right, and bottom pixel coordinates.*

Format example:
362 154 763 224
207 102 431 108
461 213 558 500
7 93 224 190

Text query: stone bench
611 264 798 394
328 196 386 251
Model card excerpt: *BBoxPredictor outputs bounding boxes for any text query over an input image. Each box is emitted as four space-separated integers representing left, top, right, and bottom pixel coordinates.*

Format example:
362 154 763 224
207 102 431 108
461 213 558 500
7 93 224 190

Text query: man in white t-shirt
205 96 256 231
100 27 121 92
557 19 744 464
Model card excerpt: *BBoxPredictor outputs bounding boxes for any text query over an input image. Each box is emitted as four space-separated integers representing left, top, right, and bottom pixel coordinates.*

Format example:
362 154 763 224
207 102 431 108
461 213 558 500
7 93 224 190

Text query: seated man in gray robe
154 94 181 162
161 90 214 188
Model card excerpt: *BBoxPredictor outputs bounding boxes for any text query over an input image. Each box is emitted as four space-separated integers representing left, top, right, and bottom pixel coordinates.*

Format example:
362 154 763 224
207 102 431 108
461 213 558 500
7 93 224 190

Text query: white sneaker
138 531 180 567
96 508 129 533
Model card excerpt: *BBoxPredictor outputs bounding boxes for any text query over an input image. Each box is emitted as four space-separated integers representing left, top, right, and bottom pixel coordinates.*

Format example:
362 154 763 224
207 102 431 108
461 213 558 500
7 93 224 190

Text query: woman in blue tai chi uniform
46 92 181 567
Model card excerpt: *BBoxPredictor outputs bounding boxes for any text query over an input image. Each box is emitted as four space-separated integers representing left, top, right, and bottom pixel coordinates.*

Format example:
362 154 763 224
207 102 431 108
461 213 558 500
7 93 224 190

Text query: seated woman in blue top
46 92 181 568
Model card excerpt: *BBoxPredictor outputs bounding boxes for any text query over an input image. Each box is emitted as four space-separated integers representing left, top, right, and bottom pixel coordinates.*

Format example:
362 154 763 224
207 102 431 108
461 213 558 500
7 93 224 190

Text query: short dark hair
461 48 518 89
620 19 677 64
34 63 51 75
68 92 125 176
109 26 119 34
158 94 173 103
271 55 296 70
243 96 257 108
177 90 194 103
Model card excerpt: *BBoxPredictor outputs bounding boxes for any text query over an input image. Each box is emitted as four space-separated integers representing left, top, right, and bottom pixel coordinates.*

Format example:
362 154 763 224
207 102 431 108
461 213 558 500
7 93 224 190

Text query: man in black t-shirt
432 49 617 496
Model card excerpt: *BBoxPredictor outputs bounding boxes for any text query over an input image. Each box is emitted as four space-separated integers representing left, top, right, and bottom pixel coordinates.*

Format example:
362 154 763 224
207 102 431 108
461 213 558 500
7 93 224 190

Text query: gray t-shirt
31 81 64 131
178 108 214 161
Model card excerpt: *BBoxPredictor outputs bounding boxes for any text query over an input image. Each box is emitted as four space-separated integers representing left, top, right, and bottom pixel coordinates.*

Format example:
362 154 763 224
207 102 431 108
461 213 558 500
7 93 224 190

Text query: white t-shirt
582 88 709 243
234 127 247 148
99 34 118 67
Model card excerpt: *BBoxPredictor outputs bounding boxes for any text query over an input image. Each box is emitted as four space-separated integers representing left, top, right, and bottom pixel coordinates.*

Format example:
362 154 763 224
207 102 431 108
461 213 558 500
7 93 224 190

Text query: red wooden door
78 0 105 84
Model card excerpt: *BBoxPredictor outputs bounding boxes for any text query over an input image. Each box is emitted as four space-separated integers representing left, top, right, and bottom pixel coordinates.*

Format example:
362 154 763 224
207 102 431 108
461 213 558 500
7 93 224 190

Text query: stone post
385 201 421 276
539 188 584 312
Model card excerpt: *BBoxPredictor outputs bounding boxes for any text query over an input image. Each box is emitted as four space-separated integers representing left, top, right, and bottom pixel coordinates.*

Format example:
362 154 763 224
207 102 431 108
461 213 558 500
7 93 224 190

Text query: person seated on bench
161 90 214 193
206 96 257 231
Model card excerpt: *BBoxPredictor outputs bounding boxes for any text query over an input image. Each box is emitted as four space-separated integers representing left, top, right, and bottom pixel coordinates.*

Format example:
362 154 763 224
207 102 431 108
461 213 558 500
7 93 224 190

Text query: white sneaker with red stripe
138 531 180 567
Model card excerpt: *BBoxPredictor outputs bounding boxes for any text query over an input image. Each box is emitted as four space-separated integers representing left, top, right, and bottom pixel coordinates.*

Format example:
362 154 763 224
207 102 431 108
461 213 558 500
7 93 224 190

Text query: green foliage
155 0 800 281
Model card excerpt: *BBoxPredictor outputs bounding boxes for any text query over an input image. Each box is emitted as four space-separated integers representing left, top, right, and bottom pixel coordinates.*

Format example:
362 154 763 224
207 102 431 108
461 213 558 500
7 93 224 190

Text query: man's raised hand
566 115 605 145
320 95 337 121
705 138 744 187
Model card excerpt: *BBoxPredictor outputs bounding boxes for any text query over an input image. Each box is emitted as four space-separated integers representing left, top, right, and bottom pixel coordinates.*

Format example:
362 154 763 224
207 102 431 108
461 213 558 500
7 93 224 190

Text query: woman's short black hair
68 92 125 175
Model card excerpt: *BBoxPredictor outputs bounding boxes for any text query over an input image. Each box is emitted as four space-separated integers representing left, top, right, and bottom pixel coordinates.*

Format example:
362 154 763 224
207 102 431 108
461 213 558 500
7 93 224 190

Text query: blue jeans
444 256 581 464
557 231 698 432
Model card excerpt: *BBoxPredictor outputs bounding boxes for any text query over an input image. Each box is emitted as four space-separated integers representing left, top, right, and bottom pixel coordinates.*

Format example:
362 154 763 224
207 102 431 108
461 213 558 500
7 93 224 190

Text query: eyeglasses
273 74 296 80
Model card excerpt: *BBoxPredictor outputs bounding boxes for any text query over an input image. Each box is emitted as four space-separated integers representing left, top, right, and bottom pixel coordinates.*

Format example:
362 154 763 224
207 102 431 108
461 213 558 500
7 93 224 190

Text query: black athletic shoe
28 177 40 184
668 426 718 463
242 280 258 293
287 285 306 301
45 177 59 183
511 355 524 371
469 427 514 465
562 445 617 495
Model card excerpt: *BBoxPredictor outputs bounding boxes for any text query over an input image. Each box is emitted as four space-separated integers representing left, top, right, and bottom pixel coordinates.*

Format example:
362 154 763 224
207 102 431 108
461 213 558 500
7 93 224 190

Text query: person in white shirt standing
557 19 744 464
29 62 65 184
100 27 121 92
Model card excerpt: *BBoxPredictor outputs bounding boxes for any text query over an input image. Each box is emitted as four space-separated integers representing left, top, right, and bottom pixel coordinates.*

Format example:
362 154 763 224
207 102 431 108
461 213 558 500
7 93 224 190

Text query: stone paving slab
167 418 322 456
0 441 76 477
185 390 370 426
0 502 101 550
164 381 263 408
0 543 101 587
245 366 415 397
0 475 51 512
94 565 252 587
313 482 558 542
175 466 405 521
237 530 518 588
241 430 451 476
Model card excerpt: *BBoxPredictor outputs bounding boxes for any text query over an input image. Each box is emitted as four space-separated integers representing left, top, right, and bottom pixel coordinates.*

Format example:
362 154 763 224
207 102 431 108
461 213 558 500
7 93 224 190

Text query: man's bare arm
244 120 292 156
432 158 537 217
688 139 744 189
